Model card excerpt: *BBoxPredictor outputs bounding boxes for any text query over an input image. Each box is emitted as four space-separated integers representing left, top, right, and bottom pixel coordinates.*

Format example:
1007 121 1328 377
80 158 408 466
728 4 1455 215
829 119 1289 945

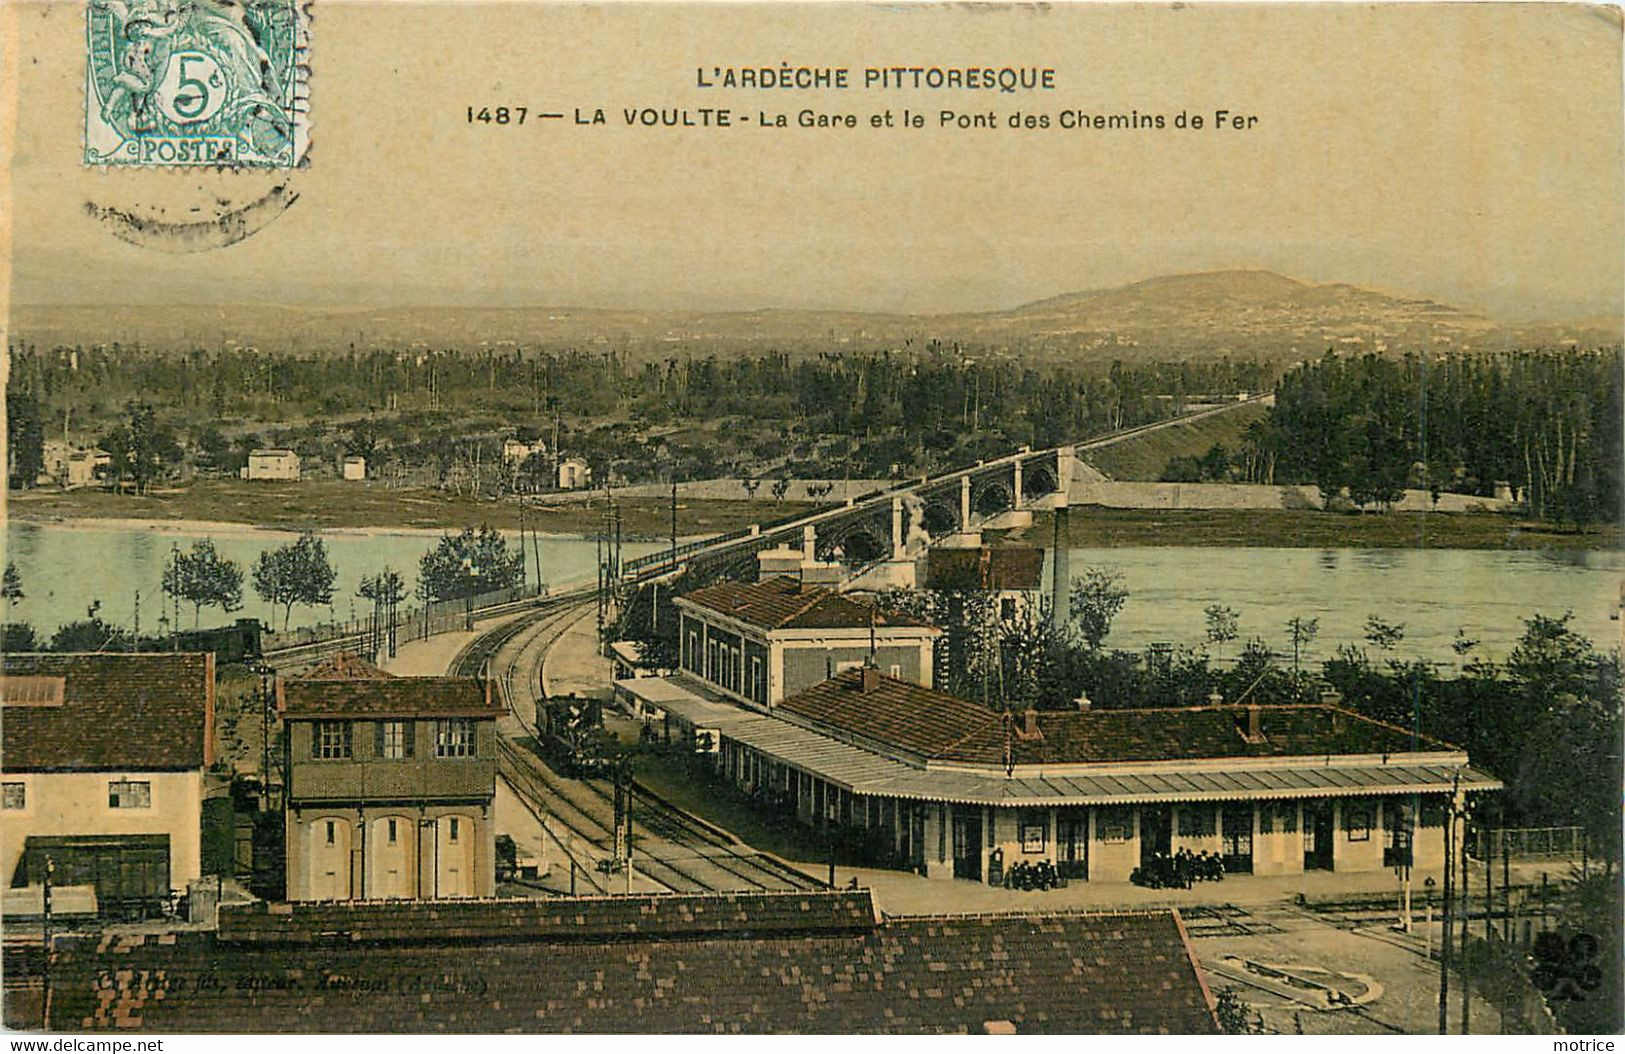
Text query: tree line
4 342 1274 489
0 524 532 649
1215 349 1622 523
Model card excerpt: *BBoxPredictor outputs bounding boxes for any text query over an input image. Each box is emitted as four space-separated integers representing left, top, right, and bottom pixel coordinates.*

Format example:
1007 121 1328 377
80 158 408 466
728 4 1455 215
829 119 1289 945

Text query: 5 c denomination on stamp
85 0 309 168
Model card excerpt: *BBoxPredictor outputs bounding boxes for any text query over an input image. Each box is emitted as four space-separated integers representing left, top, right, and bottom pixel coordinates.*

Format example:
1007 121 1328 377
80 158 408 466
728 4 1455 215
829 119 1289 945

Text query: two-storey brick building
662 576 941 712
279 674 501 900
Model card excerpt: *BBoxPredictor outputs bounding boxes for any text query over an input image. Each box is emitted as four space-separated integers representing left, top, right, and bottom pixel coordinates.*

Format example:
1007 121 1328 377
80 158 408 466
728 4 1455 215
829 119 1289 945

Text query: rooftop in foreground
1 652 214 772
19 891 1219 1034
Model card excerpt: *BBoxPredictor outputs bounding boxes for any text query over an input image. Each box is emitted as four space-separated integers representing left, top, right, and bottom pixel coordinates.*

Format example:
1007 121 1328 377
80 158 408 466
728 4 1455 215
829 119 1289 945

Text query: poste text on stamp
84 0 309 168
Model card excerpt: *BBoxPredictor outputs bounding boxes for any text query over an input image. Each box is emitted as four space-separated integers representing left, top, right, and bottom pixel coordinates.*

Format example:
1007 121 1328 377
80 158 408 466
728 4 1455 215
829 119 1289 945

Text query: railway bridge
620 443 1077 595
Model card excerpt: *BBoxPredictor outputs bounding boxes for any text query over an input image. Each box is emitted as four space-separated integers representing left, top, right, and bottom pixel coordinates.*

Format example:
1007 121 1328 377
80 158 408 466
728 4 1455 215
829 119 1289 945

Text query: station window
325 820 336 845
448 817 461 843
108 780 151 809
2 782 23 810
387 819 399 844
435 719 477 758
1344 802 1373 842
1178 806 1215 837
1096 806 1132 843
378 721 414 759
314 720 353 760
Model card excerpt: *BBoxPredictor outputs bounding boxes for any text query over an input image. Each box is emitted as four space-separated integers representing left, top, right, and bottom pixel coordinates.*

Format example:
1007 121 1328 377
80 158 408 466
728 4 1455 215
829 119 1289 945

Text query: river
4 522 1620 663
1060 545 1624 664
3 521 664 637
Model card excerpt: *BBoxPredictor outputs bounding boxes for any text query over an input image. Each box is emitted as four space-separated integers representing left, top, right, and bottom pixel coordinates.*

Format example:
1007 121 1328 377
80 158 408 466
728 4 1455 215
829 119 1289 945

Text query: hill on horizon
10 269 1621 362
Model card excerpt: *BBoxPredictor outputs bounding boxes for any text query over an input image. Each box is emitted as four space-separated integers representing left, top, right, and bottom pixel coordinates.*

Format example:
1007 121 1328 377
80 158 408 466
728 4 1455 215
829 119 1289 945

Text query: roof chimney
1248 704 1261 740
1017 706 1042 740
859 665 880 693
1074 691 1091 712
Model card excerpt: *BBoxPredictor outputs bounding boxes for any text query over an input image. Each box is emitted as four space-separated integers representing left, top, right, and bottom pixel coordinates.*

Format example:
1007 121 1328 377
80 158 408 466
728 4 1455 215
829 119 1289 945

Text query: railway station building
618 667 1501 885
1 652 217 914
279 672 502 900
660 575 941 712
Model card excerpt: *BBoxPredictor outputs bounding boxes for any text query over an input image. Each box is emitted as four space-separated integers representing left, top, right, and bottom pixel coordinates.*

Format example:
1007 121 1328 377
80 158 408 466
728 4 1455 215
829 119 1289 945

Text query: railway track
447 586 595 678
467 600 820 895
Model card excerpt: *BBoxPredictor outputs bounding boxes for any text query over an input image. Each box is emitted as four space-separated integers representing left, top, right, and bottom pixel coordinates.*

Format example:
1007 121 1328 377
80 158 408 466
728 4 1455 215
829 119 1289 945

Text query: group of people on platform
1130 848 1226 889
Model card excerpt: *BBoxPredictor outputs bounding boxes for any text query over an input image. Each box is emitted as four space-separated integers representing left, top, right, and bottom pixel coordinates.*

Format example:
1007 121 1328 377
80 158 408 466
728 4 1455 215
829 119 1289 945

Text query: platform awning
616 677 1502 808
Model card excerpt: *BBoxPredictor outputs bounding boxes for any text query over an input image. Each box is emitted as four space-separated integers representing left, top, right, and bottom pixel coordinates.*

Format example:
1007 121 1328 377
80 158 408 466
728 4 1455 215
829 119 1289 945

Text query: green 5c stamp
85 0 309 168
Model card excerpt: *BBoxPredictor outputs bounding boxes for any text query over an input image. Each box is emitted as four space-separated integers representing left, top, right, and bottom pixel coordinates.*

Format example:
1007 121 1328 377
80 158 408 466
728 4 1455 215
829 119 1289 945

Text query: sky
4 2 1622 320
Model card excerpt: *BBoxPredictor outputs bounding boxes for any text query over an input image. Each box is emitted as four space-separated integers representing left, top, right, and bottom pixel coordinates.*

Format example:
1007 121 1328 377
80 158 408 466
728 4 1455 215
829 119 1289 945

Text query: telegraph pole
41 856 54 1031
1460 802 1471 1034
1439 781 1455 1034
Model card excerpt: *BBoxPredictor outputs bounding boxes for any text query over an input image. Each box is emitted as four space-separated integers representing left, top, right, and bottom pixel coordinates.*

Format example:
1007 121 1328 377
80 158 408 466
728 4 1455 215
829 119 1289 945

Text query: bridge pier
1013 460 1024 509
960 476 971 528
891 497 905 559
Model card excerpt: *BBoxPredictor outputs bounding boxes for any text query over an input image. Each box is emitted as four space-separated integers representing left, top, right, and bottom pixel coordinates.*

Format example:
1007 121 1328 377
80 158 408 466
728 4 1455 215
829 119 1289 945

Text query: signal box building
622 667 1500 885
654 576 941 713
1 653 216 913
279 674 502 900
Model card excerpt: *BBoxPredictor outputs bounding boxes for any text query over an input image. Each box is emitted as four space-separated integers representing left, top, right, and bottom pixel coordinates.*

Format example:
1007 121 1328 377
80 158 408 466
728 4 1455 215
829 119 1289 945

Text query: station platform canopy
617 674 1502 809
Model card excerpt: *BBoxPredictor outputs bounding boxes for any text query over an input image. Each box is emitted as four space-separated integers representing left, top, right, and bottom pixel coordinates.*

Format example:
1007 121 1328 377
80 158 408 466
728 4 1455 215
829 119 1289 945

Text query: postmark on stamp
84 0 309 168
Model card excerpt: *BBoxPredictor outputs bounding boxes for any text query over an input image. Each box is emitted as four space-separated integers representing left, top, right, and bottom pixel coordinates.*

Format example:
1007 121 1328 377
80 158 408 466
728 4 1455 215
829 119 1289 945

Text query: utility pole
1460 804 1471 1035
1439 787 1454 1034
670 476 678 567
260 665 273 810
41 855 54 1031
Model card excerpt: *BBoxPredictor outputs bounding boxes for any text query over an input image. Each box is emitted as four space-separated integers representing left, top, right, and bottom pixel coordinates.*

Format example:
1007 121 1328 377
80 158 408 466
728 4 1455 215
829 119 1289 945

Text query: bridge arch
972 479 1014 517
920 499 959 537
817 520 889 565
1022 463 1059 501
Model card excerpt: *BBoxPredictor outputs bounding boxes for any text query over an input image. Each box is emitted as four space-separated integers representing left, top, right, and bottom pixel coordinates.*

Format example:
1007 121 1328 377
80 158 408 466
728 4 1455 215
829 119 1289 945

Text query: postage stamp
84 0 309 168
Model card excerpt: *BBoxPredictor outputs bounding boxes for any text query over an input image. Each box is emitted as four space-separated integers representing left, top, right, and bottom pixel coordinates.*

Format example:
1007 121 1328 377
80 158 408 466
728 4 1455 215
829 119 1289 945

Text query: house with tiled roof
620 667 1500 885
663 575 941 712
13 891 1221 1034
921 545 1046 622
278 675 502 900
1 653 216 913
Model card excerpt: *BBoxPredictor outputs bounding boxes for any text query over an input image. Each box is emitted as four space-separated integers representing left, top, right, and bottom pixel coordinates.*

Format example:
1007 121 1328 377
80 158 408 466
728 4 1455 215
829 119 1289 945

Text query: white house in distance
1 653 217 912
242 448 301 481
341 455 367 481
38 440 111 489
502 438 545 465
557 456 592 490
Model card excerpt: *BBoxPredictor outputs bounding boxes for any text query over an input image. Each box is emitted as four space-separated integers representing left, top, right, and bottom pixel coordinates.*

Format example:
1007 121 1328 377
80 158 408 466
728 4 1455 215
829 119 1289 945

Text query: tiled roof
219 891 876 944
280 676 498 719
924 546 1046 592
680 576 935 632
1 653 214 772
780 669 1457 766
779 671 1006 759
33 900 1218 1034
299 653 395 680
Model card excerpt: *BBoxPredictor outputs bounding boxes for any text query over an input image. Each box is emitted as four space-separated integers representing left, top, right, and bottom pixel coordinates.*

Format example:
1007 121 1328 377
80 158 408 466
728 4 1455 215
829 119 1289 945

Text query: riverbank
6 481 819 539
1010 506 1622 551
8 480 1618 550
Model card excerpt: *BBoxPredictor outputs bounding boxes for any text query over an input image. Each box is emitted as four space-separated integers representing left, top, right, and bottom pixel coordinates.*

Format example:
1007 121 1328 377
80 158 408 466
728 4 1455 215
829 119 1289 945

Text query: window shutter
375 721 385 757
310 722 320 759
404 722 415 758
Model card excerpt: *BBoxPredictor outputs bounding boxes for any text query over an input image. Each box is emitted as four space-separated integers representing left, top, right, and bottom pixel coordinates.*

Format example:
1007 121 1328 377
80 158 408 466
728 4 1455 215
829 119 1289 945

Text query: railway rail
468 599 821 895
